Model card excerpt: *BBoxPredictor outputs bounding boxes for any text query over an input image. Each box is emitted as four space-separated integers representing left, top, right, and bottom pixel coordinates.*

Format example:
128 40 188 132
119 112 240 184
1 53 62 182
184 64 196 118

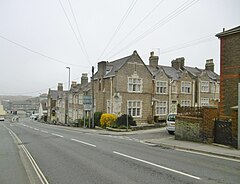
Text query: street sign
83 96 92 105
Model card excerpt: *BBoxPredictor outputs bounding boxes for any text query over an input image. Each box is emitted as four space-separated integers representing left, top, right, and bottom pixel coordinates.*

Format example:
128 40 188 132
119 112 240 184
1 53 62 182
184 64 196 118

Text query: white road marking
51 133 64 138
176 149 240 163
113 151 201 180
34 128 39 131
4 125 49 184
71 138 96 148
40 130 48 134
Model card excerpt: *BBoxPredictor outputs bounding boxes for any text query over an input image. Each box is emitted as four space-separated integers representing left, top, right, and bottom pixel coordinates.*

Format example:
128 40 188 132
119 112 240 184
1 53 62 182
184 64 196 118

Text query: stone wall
175 116 202 142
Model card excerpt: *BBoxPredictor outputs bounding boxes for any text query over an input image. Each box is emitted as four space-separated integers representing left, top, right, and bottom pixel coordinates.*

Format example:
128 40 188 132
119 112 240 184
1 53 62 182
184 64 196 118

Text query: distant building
216 25 240 116
47 83 67 122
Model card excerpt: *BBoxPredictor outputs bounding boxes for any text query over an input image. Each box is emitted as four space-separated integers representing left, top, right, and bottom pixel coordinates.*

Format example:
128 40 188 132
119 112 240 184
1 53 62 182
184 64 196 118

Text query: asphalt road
1 118 240 184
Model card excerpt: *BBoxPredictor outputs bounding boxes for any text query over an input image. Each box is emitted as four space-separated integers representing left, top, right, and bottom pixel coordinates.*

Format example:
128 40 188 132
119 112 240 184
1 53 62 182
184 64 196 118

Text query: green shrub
94 112 102 127
115 114 136 128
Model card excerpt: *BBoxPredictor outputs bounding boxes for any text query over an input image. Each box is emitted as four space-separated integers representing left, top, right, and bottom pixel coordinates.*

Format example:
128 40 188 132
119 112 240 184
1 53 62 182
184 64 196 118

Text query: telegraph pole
91 66 95 128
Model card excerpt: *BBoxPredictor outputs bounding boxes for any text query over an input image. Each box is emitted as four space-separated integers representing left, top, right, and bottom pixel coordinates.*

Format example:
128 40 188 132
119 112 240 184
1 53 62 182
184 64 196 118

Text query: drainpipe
198 80 201 107
110 77 113 113
192 80 195 107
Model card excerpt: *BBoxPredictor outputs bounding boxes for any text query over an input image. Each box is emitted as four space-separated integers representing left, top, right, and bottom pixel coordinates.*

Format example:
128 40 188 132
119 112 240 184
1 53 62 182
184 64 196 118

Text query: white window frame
127 100 142 118
201 98 209 106
128 77 142 93
181 81 191 94
156 81 168 94
155 101 167 115
181 100 191 107
201 81 209 93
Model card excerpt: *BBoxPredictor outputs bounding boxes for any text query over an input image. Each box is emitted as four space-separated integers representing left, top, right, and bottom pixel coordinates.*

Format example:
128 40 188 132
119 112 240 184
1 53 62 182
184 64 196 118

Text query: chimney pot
149 51 159 68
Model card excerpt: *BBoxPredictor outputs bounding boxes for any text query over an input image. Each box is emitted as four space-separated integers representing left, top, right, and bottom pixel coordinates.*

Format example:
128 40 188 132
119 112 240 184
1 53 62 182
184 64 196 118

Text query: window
201 81 209 92
99 79 102 91
201 98 209 106
156 81 168 94
181 100 191 107
128 78 142 92
79 94 83 104
155 101 167 115
181 81 191 94
127 100 142 117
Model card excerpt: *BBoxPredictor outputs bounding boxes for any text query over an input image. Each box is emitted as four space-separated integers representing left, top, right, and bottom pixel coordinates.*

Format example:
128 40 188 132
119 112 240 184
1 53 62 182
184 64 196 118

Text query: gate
214 120 232 146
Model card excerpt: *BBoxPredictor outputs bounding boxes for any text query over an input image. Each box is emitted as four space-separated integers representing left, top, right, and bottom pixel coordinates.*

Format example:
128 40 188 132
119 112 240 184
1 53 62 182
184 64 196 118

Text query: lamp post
66 67 70 125
66 67 70 90
91 66 95 128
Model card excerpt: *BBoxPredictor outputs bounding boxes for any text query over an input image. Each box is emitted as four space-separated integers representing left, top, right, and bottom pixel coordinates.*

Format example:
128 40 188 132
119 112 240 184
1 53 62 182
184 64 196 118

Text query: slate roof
94 55 132 79
147 64 219 81
216 25 240 38
49 90 66 100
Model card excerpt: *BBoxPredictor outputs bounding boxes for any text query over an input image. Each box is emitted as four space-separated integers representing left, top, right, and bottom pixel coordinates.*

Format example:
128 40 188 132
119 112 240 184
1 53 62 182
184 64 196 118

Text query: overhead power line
160 35 215 54
104 0 165 58
98 0 138 61
0 34 88 68
107 0 199 60
58 0 91 65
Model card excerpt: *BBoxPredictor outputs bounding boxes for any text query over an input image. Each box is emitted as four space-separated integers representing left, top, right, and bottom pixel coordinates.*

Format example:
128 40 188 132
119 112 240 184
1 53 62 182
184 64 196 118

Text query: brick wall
200 107 218 143
219 33 240 116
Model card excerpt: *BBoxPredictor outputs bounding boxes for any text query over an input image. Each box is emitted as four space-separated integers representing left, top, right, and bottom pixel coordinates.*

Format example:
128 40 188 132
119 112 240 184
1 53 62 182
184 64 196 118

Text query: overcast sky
0 0 239 96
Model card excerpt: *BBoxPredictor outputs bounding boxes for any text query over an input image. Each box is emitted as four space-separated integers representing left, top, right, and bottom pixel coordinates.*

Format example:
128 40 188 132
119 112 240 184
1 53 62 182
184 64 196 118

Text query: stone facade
94 51 153 124
148 52 219 121
67 74 91 124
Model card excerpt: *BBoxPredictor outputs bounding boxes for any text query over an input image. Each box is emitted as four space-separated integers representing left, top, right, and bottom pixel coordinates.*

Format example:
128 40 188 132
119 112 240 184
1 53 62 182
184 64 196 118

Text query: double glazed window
201 81 209 92
181 81 191 94
156 81 168 94
201 98 209 106
181 100 191 107
128 78 142 92
155 101 167 115
127 100 142 117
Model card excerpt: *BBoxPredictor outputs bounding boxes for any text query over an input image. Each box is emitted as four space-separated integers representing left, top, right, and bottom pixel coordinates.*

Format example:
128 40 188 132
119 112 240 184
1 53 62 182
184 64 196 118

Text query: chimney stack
149 51 159 68
171 57 185 70
57 83 63 91
71 81 77 88
205 59 214 72
98 61 107 77
81 73 88 85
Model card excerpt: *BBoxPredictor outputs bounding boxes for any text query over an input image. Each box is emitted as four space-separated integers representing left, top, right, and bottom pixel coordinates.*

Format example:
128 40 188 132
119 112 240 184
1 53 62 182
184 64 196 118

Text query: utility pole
66 67 70 125
91 66 95 128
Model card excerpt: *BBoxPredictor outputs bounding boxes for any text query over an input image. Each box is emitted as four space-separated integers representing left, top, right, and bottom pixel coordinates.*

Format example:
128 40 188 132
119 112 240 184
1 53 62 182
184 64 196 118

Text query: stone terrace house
47 83 67 122
147 52 220 121
216 25 240 116
68 73 91 123
94 51 153 124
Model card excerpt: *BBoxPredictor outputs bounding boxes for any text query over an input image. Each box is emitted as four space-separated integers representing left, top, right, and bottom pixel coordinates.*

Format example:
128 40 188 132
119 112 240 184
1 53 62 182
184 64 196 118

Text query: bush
115 114 136 128
100 114 117 128
94 112 102 127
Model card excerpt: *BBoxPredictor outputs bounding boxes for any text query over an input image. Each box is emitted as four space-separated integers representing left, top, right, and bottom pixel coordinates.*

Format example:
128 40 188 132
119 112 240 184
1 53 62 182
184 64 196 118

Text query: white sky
0 0 239 96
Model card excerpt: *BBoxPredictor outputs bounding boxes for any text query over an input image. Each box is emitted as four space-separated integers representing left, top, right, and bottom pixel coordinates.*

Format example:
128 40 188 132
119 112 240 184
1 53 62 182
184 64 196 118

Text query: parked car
166 113 176 134
30 114 39 120
0 116 5 121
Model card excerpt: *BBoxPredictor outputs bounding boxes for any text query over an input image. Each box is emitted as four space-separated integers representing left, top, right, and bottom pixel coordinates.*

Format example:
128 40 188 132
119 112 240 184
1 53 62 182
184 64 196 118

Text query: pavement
54 124 240 160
